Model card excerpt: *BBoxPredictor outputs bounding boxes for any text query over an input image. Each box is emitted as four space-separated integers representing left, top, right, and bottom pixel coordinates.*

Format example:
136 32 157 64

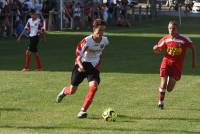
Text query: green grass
0 17 200 134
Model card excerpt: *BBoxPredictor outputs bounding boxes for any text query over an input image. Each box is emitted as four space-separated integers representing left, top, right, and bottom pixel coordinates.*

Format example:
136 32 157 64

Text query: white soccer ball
102 108 117 122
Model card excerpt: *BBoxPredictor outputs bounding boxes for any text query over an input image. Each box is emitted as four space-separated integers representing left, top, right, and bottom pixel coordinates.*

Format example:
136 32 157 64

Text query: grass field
0 17 200 134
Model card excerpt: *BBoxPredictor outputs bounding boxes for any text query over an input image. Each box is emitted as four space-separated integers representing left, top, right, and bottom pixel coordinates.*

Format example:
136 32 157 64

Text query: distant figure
153 20 196 109
17 9 45 71
56 19 109 118
16 19 24 38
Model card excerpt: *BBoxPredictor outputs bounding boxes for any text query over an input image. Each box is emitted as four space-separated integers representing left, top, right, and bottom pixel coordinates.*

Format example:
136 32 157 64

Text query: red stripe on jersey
75 38 87 64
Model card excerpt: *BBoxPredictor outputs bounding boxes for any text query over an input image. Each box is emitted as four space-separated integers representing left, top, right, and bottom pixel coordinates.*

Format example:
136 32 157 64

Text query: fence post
139 6 142 22
146 5 149 19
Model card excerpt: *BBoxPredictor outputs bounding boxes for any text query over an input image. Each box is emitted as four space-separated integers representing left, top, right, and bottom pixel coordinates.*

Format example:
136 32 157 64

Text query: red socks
35 54 41 70
23 51 42 70
81 84 97 111
24 51 31 69
63 84 98 112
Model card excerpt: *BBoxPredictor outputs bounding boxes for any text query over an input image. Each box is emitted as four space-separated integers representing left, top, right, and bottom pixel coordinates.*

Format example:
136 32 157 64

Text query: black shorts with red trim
28 35 39 52
71 62 100 86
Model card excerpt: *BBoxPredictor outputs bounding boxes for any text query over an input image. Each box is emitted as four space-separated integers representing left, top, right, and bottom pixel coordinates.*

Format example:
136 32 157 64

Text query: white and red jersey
75 35 109 69
157 33 193 71
25 18 45 37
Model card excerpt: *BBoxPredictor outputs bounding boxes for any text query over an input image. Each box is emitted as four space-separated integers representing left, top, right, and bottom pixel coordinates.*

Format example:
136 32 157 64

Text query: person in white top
56 19 109 118
17 9 45 71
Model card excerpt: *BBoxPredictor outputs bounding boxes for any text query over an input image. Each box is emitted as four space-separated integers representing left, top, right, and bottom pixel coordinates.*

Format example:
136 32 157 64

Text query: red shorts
160 66 181 81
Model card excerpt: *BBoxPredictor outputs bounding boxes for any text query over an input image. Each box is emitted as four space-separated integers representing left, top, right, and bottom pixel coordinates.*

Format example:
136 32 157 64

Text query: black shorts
28 35 39 52
71 62 100 86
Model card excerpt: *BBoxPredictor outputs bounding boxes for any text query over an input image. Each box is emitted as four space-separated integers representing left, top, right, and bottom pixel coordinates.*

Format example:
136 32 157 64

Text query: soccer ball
102 108 117 122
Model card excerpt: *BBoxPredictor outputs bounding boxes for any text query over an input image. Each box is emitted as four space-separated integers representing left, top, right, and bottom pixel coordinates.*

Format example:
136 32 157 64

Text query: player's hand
78 67 85 72
17 38 21 42
153 45 161 54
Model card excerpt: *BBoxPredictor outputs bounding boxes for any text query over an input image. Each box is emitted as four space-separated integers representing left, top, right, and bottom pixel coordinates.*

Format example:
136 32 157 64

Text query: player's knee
26 50 31 55
89 81 98 91
159 87 166 92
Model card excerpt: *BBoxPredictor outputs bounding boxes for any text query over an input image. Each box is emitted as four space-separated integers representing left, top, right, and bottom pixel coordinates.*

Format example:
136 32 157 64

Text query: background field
0 16 200 134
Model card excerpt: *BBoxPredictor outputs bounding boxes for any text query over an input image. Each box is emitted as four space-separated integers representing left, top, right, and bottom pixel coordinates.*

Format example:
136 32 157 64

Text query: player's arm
17 29 25 41
76 55 85 72
190 45 196 68
17 21 30 41
153 37 165 54
75 42 88 72
153 44 162 54
185 37 196 68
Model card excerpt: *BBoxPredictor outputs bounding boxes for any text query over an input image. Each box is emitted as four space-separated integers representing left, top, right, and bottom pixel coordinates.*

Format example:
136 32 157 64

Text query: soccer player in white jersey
17 9 45 71
56 19 109 118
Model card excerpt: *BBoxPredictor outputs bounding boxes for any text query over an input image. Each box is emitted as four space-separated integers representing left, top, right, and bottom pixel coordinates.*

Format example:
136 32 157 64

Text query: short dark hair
93 19 106 29
168 20 178 27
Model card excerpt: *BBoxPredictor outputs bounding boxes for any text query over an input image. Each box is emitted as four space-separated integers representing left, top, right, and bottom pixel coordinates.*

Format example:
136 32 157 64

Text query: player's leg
166 77 176 92
34 52 41 71
167 67 180 92
77 63 100 118
31 36 41 71
22 49 31 71
56 65 85 103
158 76 168 109
56 85 78 103
77 81 98 118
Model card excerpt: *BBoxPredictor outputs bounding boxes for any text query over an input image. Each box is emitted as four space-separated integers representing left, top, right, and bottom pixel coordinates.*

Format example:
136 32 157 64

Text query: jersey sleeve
104 37 109 46
157 36 166 49
24 19 31 31
75 38 88 58
184 36 193 47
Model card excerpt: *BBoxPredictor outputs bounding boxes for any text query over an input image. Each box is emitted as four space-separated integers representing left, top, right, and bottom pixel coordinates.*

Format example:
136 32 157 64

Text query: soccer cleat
56 88 66 103
77 111 87 118
22 68 30 72
167 88 173 92
157 103 164 110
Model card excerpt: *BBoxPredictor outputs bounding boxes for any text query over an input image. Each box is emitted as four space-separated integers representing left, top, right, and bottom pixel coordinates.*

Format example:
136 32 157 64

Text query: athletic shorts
71 62 100 86
28 35 39 52
160 66 181 81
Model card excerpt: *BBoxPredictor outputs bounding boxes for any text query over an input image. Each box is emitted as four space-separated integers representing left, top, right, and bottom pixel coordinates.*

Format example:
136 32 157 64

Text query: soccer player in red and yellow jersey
153 20 196 109
56 19 109 118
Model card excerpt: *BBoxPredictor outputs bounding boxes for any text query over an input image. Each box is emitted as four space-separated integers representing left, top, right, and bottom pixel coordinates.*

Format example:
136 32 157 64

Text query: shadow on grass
118 114 200 122
0 108 25 112
0 125 199 133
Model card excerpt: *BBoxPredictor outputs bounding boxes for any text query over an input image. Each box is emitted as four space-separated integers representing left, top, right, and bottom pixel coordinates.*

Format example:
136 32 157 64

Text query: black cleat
167 88 173 92
77 111 88 118
56 89 66 103
158 103 164 110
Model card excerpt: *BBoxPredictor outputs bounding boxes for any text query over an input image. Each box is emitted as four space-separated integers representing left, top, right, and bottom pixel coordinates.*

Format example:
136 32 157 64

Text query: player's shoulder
27 18 32 22
84 35 92 42
102 36 109 42
163 34 171 39
178 34 192 43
